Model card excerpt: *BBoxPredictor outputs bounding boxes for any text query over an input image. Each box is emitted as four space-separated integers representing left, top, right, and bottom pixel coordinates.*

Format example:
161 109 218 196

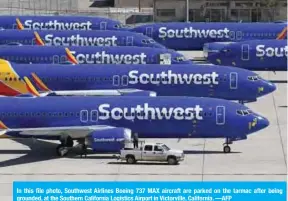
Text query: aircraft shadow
108 162 177 166
183 150 241 154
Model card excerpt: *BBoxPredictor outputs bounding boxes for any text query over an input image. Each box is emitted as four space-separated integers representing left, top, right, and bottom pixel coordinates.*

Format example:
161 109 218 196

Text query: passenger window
144 145 153 151
154 146 163 152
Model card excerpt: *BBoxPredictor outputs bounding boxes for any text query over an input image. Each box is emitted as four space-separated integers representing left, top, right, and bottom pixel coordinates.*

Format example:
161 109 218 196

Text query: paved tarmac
0 52 286 200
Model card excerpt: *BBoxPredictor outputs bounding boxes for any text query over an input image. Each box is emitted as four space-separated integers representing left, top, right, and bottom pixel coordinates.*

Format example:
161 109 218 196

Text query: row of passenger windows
0 111 214 117
2 76 228 82
236 109 253 116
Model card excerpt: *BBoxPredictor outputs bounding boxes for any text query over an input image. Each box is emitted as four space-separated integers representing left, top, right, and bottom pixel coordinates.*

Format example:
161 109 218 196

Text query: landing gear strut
223 137 232 153
56 135 74 157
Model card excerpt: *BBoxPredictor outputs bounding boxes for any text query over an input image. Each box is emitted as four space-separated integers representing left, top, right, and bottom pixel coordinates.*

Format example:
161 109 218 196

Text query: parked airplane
0 46 190 64
0 59 276 103
0 15 127 31
0 96 269 155
130 22 288 50
0 30 166 49
206 39 288 71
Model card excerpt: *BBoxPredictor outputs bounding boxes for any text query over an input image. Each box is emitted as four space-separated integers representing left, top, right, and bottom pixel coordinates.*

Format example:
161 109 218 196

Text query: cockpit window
236 109 253 116
149 39 155 43
175 56 187 62
141 39 147 44
247 76 260 81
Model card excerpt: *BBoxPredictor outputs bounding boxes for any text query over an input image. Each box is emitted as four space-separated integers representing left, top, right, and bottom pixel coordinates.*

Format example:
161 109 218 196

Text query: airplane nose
248 115 270 132
258 81 277 96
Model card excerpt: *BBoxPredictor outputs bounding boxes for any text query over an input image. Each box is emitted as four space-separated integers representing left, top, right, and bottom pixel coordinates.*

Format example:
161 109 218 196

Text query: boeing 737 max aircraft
0 96 269 155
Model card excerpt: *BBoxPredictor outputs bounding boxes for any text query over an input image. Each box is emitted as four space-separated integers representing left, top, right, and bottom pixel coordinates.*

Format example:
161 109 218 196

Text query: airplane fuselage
207 39 288 71
7 63 276 101
0 46 190 64
131 22 288 50
0 96 268 140
0 30 165 49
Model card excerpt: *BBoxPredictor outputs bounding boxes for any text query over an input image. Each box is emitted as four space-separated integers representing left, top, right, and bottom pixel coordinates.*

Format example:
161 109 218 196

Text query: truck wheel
126 156 136 164
167 157 177 165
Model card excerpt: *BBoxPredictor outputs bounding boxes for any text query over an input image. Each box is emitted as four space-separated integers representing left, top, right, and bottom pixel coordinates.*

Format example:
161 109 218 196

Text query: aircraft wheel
56 145 69 157
223 145 231 153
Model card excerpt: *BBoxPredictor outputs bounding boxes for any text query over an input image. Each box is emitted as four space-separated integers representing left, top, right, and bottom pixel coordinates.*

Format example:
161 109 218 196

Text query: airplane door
80 110 89 123
229 31 235 40
60 55 66 63
236 31 243 40
159 53 171 65
100 22 107 30
216 106 225 125
126 36 134 46
53 55 59 64
91 110 98 122
241 44 249 60
113 75 120 86
145 27 153 37
230 72 238 89
121 75 129 86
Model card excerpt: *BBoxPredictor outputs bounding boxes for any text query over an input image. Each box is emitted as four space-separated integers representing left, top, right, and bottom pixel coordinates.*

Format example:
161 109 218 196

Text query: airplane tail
15 18 24 30
276 26 287 39
23 76 41 97
65 48 79 64
34 32 45 46
0 120 8 137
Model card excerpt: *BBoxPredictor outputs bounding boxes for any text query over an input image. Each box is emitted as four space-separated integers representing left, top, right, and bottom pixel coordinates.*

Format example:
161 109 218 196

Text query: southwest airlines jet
0 46 189 65
0 60 276 103
0 30 165 48
0 15 127 30
130 22 288 50
0 96 269 155
207 39 288 71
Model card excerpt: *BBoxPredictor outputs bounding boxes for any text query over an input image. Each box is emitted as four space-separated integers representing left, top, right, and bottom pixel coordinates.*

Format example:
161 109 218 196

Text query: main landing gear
223 137 232 153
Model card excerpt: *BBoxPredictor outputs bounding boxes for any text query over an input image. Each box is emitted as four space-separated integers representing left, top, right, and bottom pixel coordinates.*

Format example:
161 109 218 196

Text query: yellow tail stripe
65 48 78 64
24 77 40 97
34 32 45 46
31 73 50 92
0 120 8 129
16 18 24 30
276 26 287 39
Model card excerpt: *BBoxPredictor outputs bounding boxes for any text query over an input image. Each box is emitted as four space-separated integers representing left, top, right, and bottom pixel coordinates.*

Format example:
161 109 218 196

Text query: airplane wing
0 125 120 139
26 74 157 97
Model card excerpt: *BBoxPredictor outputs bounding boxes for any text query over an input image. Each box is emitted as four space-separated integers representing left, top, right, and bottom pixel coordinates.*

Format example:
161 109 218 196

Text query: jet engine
86 128 132 153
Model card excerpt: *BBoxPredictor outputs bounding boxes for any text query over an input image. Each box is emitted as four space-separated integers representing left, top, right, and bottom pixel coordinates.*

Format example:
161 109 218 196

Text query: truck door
142 145 154 160
216 106 225 125
145 27 153 38
241 44 249 61
153 145 166 161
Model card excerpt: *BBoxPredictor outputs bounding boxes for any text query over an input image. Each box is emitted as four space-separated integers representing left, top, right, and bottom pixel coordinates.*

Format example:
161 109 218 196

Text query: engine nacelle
86 128 131 153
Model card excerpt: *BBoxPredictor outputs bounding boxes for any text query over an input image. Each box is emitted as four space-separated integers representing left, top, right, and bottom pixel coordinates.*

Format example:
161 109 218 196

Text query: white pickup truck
118 143 184 165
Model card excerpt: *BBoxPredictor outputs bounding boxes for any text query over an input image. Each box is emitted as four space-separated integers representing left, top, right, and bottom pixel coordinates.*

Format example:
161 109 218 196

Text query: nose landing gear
223 137 232 153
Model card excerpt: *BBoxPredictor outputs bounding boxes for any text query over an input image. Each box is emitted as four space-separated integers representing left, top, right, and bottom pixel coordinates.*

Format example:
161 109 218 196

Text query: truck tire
167 156 177 165
126 155 136 164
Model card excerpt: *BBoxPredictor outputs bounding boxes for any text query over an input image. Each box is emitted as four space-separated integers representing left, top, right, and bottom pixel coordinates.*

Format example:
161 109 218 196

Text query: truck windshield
162 145 170 151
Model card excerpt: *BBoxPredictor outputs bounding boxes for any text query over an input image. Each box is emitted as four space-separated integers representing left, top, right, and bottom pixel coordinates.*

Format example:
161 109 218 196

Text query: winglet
65 48 78 64
31 73 51 92
34 31 45 46
276 26 287 39
16 18 24 30
23 76 40 97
